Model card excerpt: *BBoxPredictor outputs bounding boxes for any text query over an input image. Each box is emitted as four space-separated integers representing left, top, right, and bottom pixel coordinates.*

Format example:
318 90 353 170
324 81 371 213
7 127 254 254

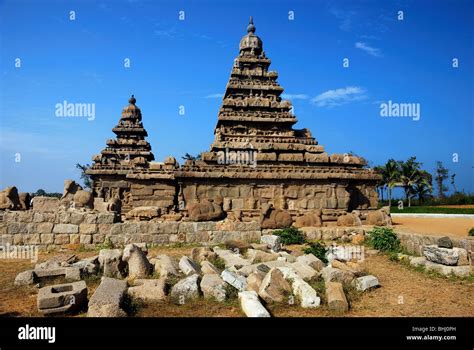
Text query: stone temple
86 18 380 226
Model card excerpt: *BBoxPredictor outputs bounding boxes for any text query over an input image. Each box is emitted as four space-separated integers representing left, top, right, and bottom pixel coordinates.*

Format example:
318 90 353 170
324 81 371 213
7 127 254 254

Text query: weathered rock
290 261 319 281
238 260 291 277
278 251 297 263
125 206 161 221
224 239 252 252
261 206 293 229
353 275 380 291
337 211 362 227
250 243 270 252
258 268 292 303
213 247 251 268
321 266 354 284
200 274 227 302
128 278 167 301
221 269 247 291
423 245 461 266
238 291 271 317
154 254 179 278
200 260 221 275
437 236 453 249
38 281 87 315
246 271 265 292
87 277 128 317
246 249 279 264
424 261 472 277
179 256 201 276
123 244 153 279
34 266 82 281
99 249 126 278
188 199 225 222
294 210 322 228
14 270 36 286
410 256 427 267
71 256 99 276
366 207 392 226
170 274 201 302
191 247 217 264
277 267 320 308
331 260 362 275
260 235 281 252
296 254 325 271
325 281 348 313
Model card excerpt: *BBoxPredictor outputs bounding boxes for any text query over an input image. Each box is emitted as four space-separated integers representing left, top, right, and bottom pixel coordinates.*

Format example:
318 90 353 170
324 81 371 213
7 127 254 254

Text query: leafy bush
303 241 328 263
365 227 400 253
273 227 306 245
469 228 474 237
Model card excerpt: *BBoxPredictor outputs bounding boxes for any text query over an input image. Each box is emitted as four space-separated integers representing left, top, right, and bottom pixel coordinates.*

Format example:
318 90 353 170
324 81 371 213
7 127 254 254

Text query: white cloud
204 93 223 99
311 86 367 108
355 42 382 57
281 94 309 100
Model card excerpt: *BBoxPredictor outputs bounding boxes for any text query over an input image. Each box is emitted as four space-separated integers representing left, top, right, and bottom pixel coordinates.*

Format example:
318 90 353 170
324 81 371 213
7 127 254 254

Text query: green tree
181 153 202 161
435 161 449 198
413 172 433 204
381 159 400 208
76 163 92 189
399 157 422 207
451 173 457 193
35 189 46 196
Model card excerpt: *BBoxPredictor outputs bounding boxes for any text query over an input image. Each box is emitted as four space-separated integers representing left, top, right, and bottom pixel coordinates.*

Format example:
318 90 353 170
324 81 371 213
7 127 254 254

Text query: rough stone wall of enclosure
396 232 473 257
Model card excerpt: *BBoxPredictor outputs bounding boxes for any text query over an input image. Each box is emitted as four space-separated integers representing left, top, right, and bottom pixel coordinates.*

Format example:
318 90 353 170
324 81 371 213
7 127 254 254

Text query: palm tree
373 165 386 202
413 175 433 205
399 157 422 207
382 159 400 208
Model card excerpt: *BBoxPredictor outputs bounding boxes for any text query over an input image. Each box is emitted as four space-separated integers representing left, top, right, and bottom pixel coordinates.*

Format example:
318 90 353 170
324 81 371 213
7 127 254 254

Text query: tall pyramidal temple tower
201 16 326 166
87 17 380 225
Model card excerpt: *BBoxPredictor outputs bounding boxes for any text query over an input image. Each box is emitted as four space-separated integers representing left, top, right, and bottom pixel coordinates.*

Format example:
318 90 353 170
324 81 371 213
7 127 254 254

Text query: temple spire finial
247 16 256 34
129 94 136 105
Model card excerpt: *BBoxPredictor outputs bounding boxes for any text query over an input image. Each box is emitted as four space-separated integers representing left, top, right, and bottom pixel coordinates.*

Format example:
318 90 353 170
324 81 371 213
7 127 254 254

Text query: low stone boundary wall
396 231 474 256
0 209 376 249
0 209 262 248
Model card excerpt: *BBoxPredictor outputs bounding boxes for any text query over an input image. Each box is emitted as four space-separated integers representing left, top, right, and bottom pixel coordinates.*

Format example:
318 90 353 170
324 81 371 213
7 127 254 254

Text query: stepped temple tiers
84 18 381 227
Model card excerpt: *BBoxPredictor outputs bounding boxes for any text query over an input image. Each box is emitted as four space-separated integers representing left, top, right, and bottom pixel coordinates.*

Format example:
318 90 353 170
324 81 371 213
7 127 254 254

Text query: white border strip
391 213 474 219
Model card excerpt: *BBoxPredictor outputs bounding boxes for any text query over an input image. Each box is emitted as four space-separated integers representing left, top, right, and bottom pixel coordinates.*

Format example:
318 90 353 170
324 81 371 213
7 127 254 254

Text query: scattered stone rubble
14 240 384 317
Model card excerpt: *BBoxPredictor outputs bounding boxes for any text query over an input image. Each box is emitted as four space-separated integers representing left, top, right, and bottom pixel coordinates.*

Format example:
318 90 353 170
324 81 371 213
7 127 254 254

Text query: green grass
390 206 474 214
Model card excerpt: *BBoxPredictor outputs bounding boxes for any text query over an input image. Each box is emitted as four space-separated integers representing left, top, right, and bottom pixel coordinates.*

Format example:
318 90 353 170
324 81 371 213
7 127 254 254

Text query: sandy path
392 217 474 238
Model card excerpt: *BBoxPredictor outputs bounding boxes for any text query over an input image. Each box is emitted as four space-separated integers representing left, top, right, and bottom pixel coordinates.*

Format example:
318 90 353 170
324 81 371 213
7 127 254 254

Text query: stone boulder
321 266 355 284
170 274 201 302
18 192 31 210
127 278 167 301
87 277 128 317
258 268 292 303
221 269 247 291
423 245 465 266
437 236 453 249
296 254 325 272
260 235 282 252
260 205 293 229
325 281 348 314
14 270 36 286
200 260 221 275
179 256 201 276
0 186 20 210
191 247 217 264
122 244 153 279
213 247 251 269
353 275 380 292
187 199 225 222
200 274 228 302
98 249 126 278
337 211 362 227
246 271 265 293
238 291 271 317
290 261 319 281
277 267 320 308
246 249 279 264
294 209 322 228
366 207 392 226
154 254 179 278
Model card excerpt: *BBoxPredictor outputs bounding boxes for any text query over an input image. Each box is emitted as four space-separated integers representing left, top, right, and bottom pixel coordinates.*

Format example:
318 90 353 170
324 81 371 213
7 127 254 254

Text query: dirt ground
392 217 474 238
0 245 472 318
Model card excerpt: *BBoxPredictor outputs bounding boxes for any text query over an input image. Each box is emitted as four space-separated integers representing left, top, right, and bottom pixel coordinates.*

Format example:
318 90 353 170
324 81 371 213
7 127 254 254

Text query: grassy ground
0 245 472 317
390 206 474 214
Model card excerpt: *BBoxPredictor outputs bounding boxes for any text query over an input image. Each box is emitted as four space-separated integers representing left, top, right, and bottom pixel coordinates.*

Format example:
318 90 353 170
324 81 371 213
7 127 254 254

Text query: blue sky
0 0 473 194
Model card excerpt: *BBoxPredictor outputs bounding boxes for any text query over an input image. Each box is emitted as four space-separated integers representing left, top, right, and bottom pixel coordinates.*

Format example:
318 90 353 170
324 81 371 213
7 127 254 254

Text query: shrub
469 228 474 237
273 227 306 245
366 227 400 253
303 241 328 263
